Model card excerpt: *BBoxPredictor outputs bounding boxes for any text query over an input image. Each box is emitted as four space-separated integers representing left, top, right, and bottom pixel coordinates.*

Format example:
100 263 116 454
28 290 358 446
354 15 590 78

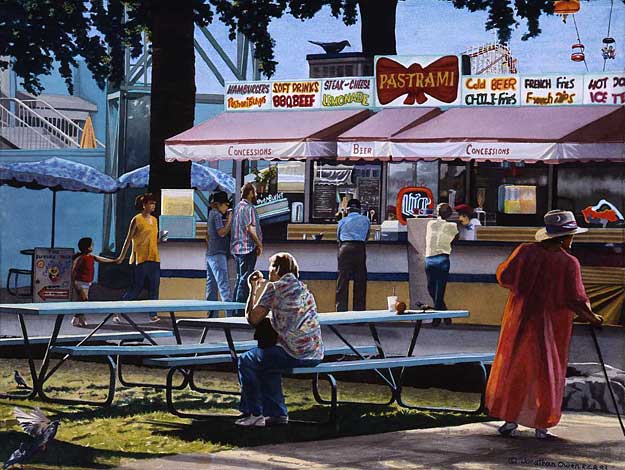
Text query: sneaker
497 421 518 436
264 415 288 426
71 316 87 328
112 315 123 324
535 428 551 439
235 415 265 427
148 315 160 323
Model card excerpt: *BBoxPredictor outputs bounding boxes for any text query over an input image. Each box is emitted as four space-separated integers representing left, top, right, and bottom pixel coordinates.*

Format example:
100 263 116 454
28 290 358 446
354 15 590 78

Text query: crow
3 407 60 469
13 370 30 389
308 40 351 54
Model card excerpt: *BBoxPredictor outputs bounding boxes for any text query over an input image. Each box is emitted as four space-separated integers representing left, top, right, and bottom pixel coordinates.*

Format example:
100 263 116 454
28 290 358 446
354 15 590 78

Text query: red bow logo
376 56 459 105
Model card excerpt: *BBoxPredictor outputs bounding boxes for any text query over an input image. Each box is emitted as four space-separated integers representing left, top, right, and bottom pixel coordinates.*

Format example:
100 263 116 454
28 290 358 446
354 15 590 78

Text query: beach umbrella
117 162 235 193
0 157 118 247
79 115 97 149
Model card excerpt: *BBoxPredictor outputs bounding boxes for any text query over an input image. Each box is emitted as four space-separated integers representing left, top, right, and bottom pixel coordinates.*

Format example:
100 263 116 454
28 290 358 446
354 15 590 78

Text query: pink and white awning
165 109 371 162
389 106 625 163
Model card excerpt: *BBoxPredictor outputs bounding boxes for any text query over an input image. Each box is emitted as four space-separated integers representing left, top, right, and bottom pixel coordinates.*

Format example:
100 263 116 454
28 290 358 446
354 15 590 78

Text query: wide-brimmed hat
535 210 588 241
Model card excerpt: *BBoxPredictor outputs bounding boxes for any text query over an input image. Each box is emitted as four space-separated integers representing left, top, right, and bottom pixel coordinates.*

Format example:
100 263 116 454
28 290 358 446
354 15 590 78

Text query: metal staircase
0 97 103 149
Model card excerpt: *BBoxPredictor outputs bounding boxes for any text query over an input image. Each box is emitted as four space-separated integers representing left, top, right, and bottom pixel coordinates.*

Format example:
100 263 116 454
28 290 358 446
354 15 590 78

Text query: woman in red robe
486 210 603 439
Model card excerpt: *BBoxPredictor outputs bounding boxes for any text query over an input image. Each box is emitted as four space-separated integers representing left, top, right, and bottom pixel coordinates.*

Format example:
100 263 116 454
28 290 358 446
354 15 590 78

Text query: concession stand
161 57 625 325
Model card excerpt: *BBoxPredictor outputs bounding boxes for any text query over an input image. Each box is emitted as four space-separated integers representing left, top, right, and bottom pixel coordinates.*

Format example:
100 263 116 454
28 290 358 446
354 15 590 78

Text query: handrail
0 97 81 147
21 98 104 148
0 102 61 149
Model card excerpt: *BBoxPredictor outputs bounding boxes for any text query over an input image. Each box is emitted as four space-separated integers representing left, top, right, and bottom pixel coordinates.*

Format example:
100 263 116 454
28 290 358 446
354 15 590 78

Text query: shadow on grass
0 431 164 470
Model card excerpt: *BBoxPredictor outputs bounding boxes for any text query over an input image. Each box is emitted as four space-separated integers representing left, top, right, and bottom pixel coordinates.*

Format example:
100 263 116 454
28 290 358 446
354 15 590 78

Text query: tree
1 0 584 191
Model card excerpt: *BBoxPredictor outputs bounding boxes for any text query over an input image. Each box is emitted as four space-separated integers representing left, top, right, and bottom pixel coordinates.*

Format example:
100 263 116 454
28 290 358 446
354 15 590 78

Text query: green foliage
4 0 618 96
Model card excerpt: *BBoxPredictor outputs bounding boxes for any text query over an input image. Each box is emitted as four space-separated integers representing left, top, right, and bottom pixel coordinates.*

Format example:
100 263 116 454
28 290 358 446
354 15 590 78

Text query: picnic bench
160 310 495 426
0 299 244 405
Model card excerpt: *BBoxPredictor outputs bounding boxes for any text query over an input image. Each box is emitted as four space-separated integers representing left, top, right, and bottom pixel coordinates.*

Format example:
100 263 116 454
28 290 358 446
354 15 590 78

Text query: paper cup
387 296 398 312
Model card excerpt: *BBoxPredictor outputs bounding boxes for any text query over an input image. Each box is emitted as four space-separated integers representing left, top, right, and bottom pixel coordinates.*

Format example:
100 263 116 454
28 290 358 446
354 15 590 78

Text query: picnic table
165 309 494 423
0 299 245 404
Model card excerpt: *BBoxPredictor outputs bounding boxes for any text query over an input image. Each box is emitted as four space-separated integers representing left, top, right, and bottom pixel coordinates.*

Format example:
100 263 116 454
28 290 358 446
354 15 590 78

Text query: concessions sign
375 55 461 108
33 248 73 302
462 75 519 106
520 74 584 106
584 73 625 105
396 186 435 225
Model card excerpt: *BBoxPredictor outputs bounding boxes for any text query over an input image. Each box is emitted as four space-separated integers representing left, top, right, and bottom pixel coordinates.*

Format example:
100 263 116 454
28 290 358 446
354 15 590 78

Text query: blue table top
178 309 469 329
0 299 246 316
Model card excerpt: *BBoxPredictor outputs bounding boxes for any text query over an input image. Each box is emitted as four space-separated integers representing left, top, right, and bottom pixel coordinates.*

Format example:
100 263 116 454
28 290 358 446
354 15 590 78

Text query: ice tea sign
462 76 519 106
375 55 461 107
33 248 73 302
584 74 625 105
396 186 435 225
520 75 584 106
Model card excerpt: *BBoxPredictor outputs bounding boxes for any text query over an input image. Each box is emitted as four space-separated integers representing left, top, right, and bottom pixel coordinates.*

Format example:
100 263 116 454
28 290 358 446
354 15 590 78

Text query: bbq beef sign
375 55 461 107
396 186 435 225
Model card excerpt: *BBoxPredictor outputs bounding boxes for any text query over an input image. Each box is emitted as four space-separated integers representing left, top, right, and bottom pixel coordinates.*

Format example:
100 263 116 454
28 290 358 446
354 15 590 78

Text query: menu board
584 73 625 105
271 80 321 109
357 177 381 213
462 75 519 106
312 185 337 220
520 74 584 106
225 81 271 111
322 78 373 108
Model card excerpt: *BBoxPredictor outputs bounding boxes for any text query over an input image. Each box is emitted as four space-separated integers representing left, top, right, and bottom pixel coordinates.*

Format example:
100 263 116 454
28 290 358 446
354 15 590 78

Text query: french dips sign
396 186 435 225
375 55 461 107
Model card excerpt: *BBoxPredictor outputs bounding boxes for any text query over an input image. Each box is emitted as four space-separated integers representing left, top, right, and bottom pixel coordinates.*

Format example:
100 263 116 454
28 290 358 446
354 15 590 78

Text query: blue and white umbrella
0 157 118 247
117 163 236 194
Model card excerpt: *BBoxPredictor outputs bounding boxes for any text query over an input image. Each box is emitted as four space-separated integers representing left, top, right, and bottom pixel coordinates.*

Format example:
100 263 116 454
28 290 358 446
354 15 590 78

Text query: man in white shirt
455 204 482 241
425 203 458 326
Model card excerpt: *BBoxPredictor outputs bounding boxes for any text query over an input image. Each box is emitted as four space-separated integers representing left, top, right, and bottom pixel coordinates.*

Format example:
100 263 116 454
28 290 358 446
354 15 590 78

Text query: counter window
386 161 439 220
242 161 306 240
471 162 548 226
557 163 625 228
312 162 382 223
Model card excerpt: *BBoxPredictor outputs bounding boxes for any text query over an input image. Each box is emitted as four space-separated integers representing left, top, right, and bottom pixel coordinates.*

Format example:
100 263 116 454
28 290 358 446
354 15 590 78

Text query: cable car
554 0 580 23
602 37 616 60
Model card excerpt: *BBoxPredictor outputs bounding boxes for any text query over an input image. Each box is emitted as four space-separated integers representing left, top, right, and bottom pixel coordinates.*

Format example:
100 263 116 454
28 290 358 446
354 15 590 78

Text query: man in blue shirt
336 199 370 311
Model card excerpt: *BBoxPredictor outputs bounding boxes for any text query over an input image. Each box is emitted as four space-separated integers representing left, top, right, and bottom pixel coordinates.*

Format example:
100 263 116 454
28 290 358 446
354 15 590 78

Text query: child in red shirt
72 237 114 327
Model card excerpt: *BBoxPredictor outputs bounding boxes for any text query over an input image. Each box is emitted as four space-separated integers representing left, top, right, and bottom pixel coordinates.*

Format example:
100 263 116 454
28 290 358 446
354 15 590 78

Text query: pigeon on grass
3 407 60 469
13 370 30 389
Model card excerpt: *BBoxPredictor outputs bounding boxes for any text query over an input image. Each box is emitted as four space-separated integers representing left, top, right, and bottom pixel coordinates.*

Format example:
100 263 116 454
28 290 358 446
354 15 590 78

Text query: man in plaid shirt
231 183 263 315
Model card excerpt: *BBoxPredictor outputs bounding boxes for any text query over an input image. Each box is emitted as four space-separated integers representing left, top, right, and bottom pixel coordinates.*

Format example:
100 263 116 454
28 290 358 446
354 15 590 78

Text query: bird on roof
3 407 60 469
308 40 351 54
13 370 30 389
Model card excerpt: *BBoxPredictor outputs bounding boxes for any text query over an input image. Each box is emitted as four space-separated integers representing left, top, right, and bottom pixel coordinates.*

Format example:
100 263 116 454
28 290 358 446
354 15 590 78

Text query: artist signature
507 457 610 469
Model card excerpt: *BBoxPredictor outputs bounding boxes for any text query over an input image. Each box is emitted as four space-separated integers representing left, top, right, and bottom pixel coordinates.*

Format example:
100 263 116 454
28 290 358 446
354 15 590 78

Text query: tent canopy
337 108 441 161
390 106 625 163
165 109 371 162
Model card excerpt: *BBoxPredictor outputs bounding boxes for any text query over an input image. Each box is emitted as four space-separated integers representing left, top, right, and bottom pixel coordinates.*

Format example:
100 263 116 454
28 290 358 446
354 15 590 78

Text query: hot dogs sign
225 55 624 111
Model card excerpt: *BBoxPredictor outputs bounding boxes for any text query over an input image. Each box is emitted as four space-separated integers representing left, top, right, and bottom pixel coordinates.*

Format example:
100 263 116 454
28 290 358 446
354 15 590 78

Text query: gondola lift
602 37 616 60
570 43 585 62
554 0 580 23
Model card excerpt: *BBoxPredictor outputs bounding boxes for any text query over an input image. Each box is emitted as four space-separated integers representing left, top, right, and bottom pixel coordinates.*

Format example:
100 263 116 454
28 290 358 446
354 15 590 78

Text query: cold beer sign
396 186 435 225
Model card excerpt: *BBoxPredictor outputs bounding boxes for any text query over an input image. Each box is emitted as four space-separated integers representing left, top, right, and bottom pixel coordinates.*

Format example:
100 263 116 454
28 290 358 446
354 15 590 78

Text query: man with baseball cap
336 198 370 311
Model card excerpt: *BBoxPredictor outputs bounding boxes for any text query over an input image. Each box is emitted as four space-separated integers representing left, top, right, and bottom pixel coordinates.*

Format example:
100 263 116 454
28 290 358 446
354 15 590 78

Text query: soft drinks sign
396 186 435 225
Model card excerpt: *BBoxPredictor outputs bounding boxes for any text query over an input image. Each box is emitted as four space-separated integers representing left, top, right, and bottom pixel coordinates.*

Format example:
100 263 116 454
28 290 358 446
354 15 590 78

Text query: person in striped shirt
231 183 263 315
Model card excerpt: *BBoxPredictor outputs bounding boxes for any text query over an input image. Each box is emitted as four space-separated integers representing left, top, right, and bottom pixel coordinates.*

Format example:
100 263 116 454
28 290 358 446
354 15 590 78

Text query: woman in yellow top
114 193 161 323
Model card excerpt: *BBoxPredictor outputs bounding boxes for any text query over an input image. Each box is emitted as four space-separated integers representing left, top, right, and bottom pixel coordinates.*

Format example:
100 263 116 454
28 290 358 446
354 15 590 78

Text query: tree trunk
148 0 194 195
358 0 398 56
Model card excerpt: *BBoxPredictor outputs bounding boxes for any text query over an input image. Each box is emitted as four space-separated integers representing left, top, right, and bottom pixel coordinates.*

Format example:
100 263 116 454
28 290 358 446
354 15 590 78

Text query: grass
0 358 491 469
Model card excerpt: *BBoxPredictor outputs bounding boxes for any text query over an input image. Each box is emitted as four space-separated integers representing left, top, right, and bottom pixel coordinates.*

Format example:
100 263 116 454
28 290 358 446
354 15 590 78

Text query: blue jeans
425 254 450 310
233 252 257 316
205 253 233 317
121 261 160 319
238 345 321 417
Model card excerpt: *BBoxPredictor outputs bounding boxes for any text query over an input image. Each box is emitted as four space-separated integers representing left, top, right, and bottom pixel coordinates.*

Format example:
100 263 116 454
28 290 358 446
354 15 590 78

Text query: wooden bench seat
0 330 173 346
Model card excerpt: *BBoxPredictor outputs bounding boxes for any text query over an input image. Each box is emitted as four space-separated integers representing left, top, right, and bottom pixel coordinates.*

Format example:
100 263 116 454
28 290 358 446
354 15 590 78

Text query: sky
195 0 625 93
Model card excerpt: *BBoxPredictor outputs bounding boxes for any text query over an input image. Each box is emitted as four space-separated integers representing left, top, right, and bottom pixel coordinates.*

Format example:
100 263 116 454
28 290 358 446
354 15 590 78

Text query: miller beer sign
396 186 435 225
375 55 461 107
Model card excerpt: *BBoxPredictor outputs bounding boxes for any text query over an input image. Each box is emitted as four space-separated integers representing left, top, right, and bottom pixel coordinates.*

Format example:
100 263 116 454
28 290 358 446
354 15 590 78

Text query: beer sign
396 186 435 225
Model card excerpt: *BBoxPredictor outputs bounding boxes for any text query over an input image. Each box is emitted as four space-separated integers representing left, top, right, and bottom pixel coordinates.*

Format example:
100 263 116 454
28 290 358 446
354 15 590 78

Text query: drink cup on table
387 296 398 312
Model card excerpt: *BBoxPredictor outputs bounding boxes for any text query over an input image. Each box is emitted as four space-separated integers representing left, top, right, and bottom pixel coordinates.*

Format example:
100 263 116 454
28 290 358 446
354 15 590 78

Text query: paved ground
114 412 625 470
